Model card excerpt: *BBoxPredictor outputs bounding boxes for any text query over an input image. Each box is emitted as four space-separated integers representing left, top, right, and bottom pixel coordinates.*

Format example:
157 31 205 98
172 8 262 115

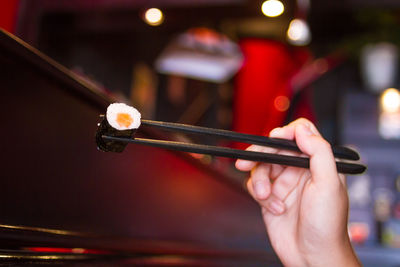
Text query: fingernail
269 127 282 137
235 160 243 169
307 123 320 135
255 181 267 198
301 124 314 136
268 200 285 215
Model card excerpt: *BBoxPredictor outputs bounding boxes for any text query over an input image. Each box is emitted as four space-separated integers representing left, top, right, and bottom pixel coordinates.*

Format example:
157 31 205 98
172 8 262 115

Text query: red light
274 95 290 112
348 222 369 244
25 247 110 255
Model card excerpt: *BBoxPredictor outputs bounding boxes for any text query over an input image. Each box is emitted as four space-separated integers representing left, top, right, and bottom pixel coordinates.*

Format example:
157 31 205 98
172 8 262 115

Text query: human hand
235 118 361 267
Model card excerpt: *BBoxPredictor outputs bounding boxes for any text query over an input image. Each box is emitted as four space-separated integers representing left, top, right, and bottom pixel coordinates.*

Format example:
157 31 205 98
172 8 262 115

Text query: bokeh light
274 95 290 112
261 0 284 18
287 19 311 46
144 8 164 26
381 88 400 113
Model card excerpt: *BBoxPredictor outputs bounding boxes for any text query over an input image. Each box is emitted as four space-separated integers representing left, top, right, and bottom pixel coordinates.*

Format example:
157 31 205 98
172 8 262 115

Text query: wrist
303 236 361 267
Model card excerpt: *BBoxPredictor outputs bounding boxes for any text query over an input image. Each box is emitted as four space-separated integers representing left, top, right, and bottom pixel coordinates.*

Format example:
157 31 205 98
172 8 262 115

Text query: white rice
106 103 141 130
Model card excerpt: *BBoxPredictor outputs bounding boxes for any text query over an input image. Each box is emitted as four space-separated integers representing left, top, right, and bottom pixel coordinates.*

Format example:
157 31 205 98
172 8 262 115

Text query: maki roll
106 103 141 130
96 103 141 152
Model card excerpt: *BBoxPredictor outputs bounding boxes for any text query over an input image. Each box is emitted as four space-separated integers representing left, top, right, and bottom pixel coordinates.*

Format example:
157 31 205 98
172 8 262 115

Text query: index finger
235 127 285 171
235 144 263 171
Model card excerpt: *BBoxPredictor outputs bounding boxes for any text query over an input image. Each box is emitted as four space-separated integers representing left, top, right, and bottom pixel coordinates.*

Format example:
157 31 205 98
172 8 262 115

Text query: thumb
295 123 338 185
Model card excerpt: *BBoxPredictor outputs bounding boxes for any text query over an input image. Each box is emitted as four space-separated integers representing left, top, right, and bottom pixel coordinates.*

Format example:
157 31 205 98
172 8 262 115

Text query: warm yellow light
144 8 164 26
381 88 400 113
261 0 284 17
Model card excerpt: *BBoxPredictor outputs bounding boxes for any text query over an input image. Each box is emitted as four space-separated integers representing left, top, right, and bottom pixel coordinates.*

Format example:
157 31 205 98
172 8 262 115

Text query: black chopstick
102 135 366 175
141 120 360 160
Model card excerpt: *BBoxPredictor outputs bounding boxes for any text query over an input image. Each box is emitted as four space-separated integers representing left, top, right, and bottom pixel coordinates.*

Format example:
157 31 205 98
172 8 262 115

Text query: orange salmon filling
116 113 134 128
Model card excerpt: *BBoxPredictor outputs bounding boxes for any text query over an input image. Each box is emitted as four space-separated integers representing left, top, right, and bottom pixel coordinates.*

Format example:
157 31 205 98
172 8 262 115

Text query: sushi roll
96 103 141 152
106 103 141 130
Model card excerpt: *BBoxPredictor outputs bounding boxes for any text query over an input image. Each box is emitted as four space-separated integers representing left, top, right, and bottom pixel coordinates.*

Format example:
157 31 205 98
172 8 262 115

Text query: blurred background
1 0 400 265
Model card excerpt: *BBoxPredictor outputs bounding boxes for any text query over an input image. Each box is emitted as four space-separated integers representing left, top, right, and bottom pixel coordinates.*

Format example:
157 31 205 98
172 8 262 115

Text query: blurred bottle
360 42 398 94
